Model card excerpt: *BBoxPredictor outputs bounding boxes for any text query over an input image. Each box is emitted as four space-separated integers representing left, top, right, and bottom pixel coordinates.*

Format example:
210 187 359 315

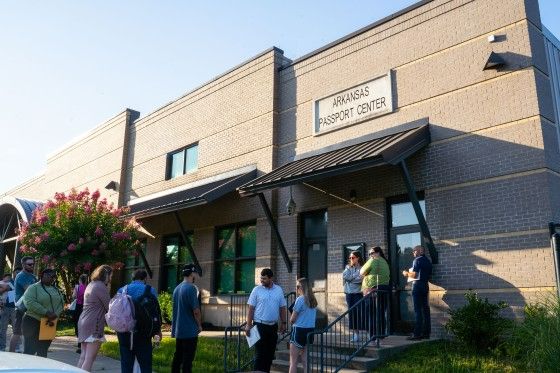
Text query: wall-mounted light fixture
105 180 118 191
349 189 357 203
287 186 297 216
483 51 506 70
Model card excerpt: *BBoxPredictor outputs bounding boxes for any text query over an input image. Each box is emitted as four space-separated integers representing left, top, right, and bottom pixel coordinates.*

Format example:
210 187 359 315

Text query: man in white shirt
245 268 287 373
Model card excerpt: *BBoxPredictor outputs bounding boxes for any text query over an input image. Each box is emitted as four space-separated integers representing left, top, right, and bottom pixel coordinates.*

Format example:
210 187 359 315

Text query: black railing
229 294 250 327
224 291 297 372
306 290 390 372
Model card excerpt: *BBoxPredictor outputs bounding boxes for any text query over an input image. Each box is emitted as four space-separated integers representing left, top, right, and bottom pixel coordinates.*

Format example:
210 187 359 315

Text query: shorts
13 309 24 335
289 326 314 349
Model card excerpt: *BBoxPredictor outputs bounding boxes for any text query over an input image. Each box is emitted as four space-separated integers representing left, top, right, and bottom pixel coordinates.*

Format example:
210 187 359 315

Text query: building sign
313 72 393 135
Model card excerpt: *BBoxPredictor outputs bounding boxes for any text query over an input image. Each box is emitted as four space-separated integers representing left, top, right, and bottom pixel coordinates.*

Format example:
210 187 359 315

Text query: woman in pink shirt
72 274 88 353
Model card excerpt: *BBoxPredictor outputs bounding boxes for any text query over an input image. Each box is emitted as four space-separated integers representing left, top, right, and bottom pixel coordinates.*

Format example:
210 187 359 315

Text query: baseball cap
181 263 199 277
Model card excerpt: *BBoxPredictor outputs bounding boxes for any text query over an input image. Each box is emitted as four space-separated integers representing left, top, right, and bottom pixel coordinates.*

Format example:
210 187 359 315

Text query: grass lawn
98 337 522 373
375 340 522 373
99 337 223 373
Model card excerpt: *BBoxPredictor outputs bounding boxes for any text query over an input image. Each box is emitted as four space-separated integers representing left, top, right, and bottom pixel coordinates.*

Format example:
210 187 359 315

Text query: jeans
0 306 16 350
172 337 198 373
22 314 53 357
117 332 153 373
254 323 278 372
345 292 363 330
412 282 430 337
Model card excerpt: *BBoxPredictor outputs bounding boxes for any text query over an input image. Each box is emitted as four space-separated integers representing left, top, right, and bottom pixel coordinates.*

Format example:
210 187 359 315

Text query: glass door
390 229 422 332
300 210 328 328
388 198 425 333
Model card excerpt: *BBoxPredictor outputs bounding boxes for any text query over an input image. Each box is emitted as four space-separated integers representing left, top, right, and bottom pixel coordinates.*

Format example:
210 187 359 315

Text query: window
123 239 147 282
167 144 198 179
391 200 425 227
161 234 194 293
215 222 256 294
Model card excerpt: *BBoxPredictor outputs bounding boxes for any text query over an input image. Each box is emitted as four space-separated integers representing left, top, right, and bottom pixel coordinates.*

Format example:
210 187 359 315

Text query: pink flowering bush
18 188 142 296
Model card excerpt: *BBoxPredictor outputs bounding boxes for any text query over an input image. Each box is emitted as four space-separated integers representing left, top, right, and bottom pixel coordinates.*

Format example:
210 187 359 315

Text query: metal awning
128 167 257 219
238 125 430 196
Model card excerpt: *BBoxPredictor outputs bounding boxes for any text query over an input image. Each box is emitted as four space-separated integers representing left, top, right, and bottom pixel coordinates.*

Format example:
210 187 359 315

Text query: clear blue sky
0 1 559 194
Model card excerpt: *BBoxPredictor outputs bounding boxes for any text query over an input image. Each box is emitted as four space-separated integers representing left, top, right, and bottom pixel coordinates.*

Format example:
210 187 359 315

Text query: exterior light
105 181 118 191
483 51 505 70
287 186 296 216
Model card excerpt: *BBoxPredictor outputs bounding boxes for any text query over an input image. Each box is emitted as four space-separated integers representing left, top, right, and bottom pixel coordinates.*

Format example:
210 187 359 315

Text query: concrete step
271 359 367 373
275 349 380 371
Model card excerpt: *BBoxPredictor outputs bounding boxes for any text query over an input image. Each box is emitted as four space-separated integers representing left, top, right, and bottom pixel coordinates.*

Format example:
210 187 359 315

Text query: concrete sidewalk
5 328 225 372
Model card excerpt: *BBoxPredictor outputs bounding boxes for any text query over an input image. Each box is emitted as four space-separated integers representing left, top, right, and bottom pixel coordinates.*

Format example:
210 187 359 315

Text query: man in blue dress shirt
402 245 433 340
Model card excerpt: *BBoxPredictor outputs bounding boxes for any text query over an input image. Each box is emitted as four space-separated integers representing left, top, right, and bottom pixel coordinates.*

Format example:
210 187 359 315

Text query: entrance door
388 198 425 333
301 210 328 328
390 229 422 332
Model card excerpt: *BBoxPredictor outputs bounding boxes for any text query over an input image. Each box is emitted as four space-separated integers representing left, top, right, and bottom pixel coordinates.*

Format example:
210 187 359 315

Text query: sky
0 0 559 194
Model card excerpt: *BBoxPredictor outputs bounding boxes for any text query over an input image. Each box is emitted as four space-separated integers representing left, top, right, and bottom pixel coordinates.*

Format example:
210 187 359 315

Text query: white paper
7 290 15 303
246 325 261 348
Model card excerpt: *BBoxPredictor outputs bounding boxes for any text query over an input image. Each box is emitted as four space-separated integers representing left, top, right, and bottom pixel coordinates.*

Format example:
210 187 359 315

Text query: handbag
68 299 77 311
38 317 57 340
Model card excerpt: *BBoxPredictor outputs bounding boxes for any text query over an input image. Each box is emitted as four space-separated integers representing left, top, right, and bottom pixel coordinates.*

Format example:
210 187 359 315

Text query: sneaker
76 348 81 354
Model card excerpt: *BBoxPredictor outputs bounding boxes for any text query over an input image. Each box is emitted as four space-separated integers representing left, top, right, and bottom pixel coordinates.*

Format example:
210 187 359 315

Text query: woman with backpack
77 265 112 372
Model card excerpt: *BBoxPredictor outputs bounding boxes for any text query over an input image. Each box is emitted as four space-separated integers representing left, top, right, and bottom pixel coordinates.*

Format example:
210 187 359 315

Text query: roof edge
284 0 433 68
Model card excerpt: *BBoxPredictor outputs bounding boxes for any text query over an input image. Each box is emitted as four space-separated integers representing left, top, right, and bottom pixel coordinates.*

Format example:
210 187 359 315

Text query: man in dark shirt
402 245 432 340
171 264 202 373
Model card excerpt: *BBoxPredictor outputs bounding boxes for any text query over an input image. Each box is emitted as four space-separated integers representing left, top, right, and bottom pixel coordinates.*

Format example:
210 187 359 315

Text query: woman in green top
22 268 64 357
359 246 390 340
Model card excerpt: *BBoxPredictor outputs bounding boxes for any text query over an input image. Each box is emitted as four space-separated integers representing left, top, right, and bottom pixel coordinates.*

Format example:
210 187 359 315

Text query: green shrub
445 291 511 351
503 294 560 372
158 291 173 324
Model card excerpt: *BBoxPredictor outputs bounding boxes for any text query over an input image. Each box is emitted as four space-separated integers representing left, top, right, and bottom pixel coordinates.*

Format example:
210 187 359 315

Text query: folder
39 317 57 340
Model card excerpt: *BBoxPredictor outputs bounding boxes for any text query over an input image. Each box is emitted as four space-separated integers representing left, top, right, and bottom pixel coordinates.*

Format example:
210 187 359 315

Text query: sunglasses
349 256 356 259
25 263 35 266
296 284 302 289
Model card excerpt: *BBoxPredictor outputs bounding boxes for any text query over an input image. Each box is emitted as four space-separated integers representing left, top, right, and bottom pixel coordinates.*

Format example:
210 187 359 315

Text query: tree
18 188 142 298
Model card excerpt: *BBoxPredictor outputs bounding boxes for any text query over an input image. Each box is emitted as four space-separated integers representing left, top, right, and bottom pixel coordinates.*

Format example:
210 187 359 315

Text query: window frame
213 220 257 295
122 238 147 283
166 143 199 180
159 232 194 293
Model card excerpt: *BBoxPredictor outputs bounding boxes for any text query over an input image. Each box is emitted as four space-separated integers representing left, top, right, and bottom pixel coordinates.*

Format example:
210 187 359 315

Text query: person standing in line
245 268 287 373
402 245 432 340
10 257 37 353
77 266 112 372
72 273 88 354
171 264 202 373
0 271 17 351
116 269 162 373
21 268 64 357
342 250 364 342
360 246 390 339
288 278 317 373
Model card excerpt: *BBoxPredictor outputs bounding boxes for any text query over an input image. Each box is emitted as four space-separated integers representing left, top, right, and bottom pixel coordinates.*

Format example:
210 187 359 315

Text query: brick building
1 0 560 335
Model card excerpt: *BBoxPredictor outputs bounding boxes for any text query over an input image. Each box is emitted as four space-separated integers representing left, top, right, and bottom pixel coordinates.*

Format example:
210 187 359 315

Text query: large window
123 239 147 282
161 234 194 293
215 222 256 294
167 143 198 179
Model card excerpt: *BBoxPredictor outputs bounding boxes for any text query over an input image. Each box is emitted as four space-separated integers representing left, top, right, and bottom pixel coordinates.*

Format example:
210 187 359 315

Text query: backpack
133 285 161 337
105 286 136 333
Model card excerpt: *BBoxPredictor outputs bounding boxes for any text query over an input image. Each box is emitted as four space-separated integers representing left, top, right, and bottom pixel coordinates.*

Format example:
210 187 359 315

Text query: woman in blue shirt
289 278 317 373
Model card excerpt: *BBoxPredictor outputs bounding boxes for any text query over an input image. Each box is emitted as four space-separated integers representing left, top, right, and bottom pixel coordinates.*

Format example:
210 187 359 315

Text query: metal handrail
224 291 297 372
306 289 391 372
